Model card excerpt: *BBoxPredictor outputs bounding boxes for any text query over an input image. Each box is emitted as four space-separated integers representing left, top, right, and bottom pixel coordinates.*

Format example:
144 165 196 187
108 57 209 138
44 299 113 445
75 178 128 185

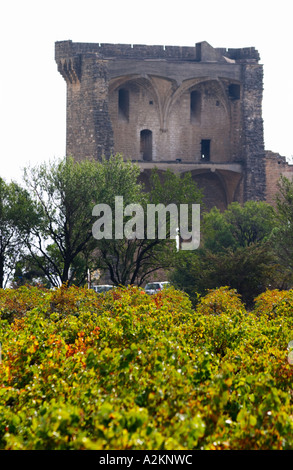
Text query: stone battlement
55 40 260 63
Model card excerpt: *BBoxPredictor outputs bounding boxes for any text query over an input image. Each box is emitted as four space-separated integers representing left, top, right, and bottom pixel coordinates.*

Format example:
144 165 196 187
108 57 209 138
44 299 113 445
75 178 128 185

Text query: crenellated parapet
55 40 260 64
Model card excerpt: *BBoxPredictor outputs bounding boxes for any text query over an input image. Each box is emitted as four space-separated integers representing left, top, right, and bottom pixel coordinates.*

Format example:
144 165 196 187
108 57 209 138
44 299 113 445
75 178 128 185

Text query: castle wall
242 63 266 201
108 77 235 163
55 40 266 209
265 151 293 206
57 50 114 160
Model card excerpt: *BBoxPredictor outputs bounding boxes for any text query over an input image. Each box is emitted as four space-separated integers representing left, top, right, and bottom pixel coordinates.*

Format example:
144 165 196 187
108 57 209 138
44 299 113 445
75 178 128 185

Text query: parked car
144 281 170 295
91 285 114 294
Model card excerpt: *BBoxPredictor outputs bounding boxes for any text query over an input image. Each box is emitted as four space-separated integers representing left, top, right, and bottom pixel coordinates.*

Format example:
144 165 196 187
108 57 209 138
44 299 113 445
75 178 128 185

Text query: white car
144 281 170 295
92 285 114 293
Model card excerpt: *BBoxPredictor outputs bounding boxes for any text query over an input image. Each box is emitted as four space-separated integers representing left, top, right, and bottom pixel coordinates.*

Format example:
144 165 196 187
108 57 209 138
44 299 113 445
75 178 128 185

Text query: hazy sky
1 0 292 182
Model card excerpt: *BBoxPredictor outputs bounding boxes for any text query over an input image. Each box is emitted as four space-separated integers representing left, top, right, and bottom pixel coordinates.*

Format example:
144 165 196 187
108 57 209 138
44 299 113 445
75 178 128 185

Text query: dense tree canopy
22 155 143 286
0 177 38 288
272 175 293 287
20 155 202 287
94 168 202 286
4 155 293 301
23 156 103 286
171 201 278 306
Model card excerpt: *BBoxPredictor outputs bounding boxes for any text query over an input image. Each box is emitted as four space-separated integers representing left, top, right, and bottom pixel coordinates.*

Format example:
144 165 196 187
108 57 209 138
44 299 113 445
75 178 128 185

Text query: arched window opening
140 130 152 161
190 90 201 123
118 88 129 121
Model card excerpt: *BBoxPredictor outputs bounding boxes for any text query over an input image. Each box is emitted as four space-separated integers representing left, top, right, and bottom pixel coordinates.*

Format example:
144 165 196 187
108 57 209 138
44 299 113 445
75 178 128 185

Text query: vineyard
1 284 293 450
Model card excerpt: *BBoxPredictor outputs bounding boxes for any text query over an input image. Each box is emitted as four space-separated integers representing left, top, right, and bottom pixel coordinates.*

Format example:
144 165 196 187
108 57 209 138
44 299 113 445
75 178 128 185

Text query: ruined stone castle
55 40 292 210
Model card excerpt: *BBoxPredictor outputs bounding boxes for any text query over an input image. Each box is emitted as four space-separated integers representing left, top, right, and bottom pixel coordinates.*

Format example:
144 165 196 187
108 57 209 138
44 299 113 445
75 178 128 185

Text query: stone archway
190 168 243 211
192 172 228 211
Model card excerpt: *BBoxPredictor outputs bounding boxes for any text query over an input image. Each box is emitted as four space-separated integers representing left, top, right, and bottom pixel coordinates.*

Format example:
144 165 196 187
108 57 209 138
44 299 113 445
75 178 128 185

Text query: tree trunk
0 254 5 289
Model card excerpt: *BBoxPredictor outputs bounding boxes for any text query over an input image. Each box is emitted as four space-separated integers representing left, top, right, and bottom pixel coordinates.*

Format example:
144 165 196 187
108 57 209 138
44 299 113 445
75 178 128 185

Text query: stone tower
55 40 266 210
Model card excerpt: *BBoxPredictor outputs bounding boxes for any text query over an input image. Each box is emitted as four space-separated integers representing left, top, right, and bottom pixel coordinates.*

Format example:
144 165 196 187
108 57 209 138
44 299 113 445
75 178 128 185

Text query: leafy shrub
195 286 246 317
0 285 49 322
253 288 293 319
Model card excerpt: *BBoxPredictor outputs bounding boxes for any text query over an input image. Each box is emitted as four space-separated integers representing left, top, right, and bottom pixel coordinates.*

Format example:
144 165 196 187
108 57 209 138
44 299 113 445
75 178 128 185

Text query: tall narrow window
228 84 240 100
201 139 210 161
118 88 129 121
190 90 201 123
140 130 152 161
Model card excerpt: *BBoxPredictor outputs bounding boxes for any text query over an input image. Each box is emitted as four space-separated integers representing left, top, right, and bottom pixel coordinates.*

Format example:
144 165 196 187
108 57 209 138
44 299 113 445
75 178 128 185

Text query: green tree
23 155 143 287
0 177 38 288
23 156 202 287
172 201 277 306
272 175 293 287
95 169 202 286
23 156 101 286
12 255 51 288
203 201 276 251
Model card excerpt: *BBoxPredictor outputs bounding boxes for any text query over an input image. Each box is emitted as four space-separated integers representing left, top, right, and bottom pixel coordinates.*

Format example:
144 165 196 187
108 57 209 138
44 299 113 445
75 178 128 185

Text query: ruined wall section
56 41 260 62
108 77 162 160
241 63 266 201
55 42 114 161
265 151 293 206
55 40 267 207
56 41 200 61
105 61 245 165
166 79 233 163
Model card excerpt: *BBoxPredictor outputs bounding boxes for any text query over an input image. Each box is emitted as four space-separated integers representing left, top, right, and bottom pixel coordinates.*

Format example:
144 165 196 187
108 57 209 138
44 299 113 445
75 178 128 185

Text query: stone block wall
265 151 293 206
55 40 267 208
241 63 266 201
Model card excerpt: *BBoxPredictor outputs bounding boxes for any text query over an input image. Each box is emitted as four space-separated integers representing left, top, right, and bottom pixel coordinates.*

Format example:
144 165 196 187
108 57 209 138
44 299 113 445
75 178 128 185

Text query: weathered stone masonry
55 39 290 209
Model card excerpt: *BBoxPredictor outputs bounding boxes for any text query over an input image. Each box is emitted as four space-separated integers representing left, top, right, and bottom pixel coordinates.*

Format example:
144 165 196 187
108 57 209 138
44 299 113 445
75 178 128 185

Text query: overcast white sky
1 0 292 183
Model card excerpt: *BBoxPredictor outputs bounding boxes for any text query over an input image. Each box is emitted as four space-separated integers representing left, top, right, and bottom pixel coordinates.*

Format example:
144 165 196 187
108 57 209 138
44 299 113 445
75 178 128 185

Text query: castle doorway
140 129 152 161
